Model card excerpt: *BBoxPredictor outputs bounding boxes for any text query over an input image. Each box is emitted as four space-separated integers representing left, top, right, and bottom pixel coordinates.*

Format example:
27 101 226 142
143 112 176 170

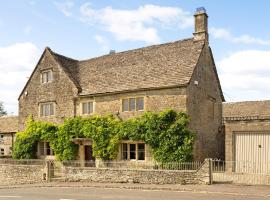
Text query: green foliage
12 117 58 159
0 101 7 116
120 110 195 162
13 110 195 162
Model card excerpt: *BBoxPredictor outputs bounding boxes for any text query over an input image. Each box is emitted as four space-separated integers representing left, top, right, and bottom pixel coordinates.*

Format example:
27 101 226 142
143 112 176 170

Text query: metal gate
212 160 270 185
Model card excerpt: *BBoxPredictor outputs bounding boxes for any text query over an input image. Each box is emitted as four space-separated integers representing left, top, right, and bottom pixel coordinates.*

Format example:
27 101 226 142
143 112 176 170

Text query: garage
223 101 270 174
234 131 270 173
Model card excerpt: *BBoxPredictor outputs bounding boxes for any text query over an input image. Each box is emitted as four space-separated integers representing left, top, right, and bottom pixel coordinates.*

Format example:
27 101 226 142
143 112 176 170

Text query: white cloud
54 0 74 17
210 27 270 45
0 43 40 114
218 50 270 101
23 26 32 35
94 35 109 52
80 3 193 44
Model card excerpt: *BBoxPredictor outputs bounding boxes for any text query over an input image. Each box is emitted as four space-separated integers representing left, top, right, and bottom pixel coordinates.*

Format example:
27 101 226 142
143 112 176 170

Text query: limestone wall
64 160 211 185
0 164 45 186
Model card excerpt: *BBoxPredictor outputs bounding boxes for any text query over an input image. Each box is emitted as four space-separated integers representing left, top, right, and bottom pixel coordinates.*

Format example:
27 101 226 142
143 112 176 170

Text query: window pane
122 99 129 112
47 71 52 82
39 142 44 156
138 143 145 160
46 142 51 155
82 103 87 114
129 144 136 159
122 143 128 160
136 97 144 111
129 98 136 111
50 103 54 115
0 148 4 155
89 102 93 114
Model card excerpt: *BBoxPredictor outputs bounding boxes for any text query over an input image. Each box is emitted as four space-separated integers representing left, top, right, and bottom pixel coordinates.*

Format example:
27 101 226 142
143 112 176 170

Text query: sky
1 0 270 114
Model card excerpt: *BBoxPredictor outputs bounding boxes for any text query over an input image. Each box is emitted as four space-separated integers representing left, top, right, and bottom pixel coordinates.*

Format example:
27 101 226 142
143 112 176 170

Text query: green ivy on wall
13 110 195 162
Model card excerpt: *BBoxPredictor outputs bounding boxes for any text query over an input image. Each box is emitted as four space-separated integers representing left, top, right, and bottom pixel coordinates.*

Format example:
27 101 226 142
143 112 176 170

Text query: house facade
0 116 18 157
223 101 270 170
18 8 224 162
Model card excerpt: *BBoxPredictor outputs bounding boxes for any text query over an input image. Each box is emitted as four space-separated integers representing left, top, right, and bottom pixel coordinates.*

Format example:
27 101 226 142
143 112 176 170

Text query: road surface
0 187 269 200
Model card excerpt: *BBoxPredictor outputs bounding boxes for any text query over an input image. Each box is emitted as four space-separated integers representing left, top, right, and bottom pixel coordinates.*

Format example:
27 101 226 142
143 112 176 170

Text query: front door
84 145 94 161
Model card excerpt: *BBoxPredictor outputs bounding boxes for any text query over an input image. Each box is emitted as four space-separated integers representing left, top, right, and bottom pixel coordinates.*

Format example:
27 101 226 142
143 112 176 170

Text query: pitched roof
223 100 270 118
51 38 205 96
0 116 18 133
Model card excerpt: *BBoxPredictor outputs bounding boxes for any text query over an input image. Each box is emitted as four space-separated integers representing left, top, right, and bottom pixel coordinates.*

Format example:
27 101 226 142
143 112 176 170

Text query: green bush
13 110 195 162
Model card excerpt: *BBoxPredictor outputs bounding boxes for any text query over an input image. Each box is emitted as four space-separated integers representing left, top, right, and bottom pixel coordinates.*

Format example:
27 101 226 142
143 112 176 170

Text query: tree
0 101 7 116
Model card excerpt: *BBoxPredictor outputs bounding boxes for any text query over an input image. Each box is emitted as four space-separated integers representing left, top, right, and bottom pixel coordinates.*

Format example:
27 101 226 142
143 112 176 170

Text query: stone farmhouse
15 7 224 163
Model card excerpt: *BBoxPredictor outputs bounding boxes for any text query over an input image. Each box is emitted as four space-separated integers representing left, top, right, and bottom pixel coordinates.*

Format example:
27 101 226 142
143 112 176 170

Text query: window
121 143 145 161
0 148 4 156
122 97 144 112
82 102 94 115
39 142 54 156
41 70 53 83
40 102 55 117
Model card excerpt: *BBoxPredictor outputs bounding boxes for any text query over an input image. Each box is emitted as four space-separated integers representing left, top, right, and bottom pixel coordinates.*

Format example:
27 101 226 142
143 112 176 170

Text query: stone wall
64 159 211 185
76 87 187 121
0 164 45 186
187 45 224 161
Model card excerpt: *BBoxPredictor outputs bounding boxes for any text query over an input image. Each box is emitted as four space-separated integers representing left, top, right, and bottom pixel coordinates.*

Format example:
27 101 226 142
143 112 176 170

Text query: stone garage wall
64 159 211 185
0 164 45 186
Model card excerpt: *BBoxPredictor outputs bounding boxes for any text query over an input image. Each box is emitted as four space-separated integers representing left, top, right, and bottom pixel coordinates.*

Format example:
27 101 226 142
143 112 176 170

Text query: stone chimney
193 7 208 43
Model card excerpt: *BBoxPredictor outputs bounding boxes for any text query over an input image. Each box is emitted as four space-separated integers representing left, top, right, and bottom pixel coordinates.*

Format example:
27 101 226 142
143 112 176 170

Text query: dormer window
41 70 53 83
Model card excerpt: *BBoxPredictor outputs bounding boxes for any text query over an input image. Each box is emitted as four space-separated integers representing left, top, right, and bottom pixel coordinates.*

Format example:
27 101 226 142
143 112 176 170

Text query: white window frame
122 97 144 112
121 142 145 161
39 102 55 117
81 101 95 115
41 70 53 84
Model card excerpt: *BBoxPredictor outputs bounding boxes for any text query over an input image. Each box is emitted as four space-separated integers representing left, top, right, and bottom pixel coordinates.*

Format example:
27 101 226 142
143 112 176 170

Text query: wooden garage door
234 132 270 173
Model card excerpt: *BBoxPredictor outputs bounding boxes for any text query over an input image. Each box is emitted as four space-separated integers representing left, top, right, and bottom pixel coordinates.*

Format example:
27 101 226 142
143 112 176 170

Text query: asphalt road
0 187 269 200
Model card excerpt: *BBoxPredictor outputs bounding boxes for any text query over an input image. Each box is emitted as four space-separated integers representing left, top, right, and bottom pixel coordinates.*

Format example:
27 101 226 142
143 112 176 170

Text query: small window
41 70 53 83
122 97 144 112
40 102 55 117
0 148 4 156
121 142 145 161
39 142 54 156
82 102 94 115
0 134 3 139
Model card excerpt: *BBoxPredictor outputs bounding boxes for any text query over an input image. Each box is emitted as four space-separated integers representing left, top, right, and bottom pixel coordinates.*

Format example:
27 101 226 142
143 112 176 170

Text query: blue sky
1 0 270 114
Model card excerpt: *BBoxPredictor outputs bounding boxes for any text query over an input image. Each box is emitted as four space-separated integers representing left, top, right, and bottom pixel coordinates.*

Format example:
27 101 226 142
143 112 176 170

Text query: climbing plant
13 110 195 162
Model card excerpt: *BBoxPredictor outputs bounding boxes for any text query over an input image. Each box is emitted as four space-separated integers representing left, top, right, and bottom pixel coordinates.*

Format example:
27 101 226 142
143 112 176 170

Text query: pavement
0 181 270 199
